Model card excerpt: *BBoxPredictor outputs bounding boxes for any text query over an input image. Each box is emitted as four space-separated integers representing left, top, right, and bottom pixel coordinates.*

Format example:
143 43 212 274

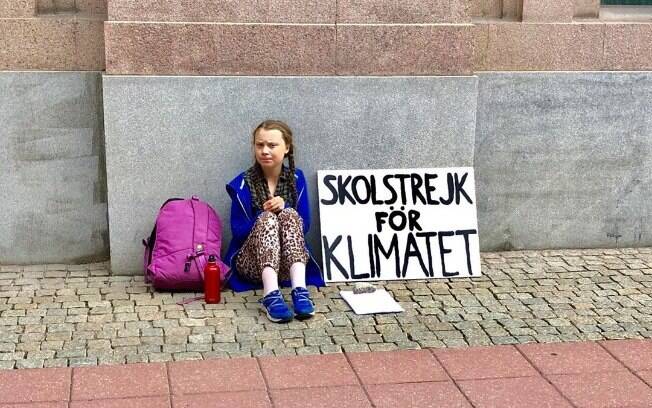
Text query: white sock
262 267 279 295
290 262 306 289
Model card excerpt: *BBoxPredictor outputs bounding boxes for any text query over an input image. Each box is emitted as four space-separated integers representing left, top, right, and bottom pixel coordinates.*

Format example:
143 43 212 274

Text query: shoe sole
294 311 315 321
266 310 293 323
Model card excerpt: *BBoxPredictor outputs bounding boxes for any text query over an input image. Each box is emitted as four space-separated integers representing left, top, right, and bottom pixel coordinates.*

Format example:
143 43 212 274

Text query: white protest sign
317 168 481 283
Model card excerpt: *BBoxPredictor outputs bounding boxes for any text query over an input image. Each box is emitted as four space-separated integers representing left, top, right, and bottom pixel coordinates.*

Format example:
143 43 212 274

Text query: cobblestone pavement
0 247 651 369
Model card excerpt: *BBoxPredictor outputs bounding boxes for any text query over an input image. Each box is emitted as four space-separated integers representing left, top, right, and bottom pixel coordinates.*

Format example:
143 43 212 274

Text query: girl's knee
257 211 279 229
278 208 300 223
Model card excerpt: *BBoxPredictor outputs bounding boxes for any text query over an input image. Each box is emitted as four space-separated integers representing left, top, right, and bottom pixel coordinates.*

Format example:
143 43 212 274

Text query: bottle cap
208 254 216 262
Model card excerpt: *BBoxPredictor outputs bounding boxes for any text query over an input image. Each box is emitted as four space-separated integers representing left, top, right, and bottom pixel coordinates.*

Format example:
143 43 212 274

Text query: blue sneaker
291 287 315 320
261 290 293 323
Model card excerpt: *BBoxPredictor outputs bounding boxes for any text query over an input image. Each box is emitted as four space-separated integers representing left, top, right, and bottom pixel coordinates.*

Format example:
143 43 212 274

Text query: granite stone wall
475 72 652 251
0 72 108 264
0 0 105 71
102 76 478 274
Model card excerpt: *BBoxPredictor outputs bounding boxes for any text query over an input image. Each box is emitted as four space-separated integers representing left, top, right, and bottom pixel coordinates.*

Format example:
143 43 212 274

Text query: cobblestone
0 247 651 368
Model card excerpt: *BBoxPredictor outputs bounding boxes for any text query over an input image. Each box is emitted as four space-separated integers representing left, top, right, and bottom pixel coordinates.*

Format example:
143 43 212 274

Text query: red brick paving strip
0 403 68 408
638 370 652 387
517 341 627 375
269 385 372 408
69 396 170 408
0 368 70 404
71 363 168 401
600 339 652 372
347 349 448 384
433 345 538 380
168 358 265 395
366 382 472 408
548 371 652 408
171 391 271 408
458 376 574 408
258 353 358 389
4 341 652 407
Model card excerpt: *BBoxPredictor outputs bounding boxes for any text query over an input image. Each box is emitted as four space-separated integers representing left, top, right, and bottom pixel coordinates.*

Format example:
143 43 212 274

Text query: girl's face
254 128 289 173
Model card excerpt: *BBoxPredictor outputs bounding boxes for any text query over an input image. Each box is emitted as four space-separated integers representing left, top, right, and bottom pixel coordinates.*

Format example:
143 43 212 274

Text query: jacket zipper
297 186 304 203
236 193 252 222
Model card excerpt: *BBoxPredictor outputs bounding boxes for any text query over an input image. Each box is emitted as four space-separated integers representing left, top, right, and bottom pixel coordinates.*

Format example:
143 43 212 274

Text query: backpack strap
144 225 157 265
189 196 211 278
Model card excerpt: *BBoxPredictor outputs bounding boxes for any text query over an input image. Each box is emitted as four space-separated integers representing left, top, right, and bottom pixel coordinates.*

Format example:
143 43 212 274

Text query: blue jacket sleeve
296 170 311 235
226 185 255 243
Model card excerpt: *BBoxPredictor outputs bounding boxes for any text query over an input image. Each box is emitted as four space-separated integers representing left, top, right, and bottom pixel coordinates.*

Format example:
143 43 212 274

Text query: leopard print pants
236 208 309 283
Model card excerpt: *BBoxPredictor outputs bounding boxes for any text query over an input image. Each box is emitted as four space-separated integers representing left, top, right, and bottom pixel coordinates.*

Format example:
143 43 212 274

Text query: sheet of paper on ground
340 289 404 315
318 168 481 283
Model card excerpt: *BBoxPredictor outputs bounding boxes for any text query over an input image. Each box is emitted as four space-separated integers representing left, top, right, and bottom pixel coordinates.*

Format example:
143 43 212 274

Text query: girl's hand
263 196 285 213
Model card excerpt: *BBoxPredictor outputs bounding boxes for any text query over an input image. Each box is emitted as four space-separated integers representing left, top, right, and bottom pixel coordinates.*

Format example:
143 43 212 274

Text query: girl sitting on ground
225 120 324 323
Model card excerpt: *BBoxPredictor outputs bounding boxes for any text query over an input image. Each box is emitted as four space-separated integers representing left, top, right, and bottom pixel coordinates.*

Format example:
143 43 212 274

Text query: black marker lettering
425 173 439 205
410 173 426 205
337 176 356 205
394 174 410 205
320 175 338 205
374 233 399 278
407 210 423 231
416 231 437 277
369 175 384 205
382 175 397 205
456 229 478 276
438 230 459 277
352 176 371 204
402 233 429 278
367 234 376 278
322 235 349 280
440 173 454 205
388 207 407 231
455 172 473 205
375 211 388 233
349 235 369 280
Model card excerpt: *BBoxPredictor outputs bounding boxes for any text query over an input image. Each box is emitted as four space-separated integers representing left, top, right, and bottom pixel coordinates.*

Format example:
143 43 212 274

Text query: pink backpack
143 196 229 291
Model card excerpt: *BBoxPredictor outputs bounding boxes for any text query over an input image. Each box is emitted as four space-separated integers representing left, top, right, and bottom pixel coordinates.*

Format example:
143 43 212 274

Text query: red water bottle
204 255 221 304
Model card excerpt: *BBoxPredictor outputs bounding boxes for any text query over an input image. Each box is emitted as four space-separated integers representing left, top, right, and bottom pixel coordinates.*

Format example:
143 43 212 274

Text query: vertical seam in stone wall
601 22 606 70
335 0 339 76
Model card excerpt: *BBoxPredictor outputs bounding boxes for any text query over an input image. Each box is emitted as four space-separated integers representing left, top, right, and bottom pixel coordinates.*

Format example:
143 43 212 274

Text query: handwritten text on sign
317 168 481 283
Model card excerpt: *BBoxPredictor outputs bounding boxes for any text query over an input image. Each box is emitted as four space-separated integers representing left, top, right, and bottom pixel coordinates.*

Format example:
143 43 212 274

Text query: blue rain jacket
224 168 325 292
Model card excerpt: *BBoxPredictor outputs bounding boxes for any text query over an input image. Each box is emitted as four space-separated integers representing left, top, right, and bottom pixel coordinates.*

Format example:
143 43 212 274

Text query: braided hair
251 120 298 209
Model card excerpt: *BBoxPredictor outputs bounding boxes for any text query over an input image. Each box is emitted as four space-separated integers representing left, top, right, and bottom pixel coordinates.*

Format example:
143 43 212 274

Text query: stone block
470 0 502 18
604 24 652 71
0 17 75 69
574 0 599 19
502 0 523 21
37 0 106 14
337 0 470 23
105 22 336 75
475 72 652 250
473 23 489 71
102 76 478 274
336 24 474 75
74 18 106 70
37 0 75 13
76 0 107 15
484 22 604 70
108 0 335 23
0 17 104 70
522 0 573 22
0 0 35 17
0 72 108 264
